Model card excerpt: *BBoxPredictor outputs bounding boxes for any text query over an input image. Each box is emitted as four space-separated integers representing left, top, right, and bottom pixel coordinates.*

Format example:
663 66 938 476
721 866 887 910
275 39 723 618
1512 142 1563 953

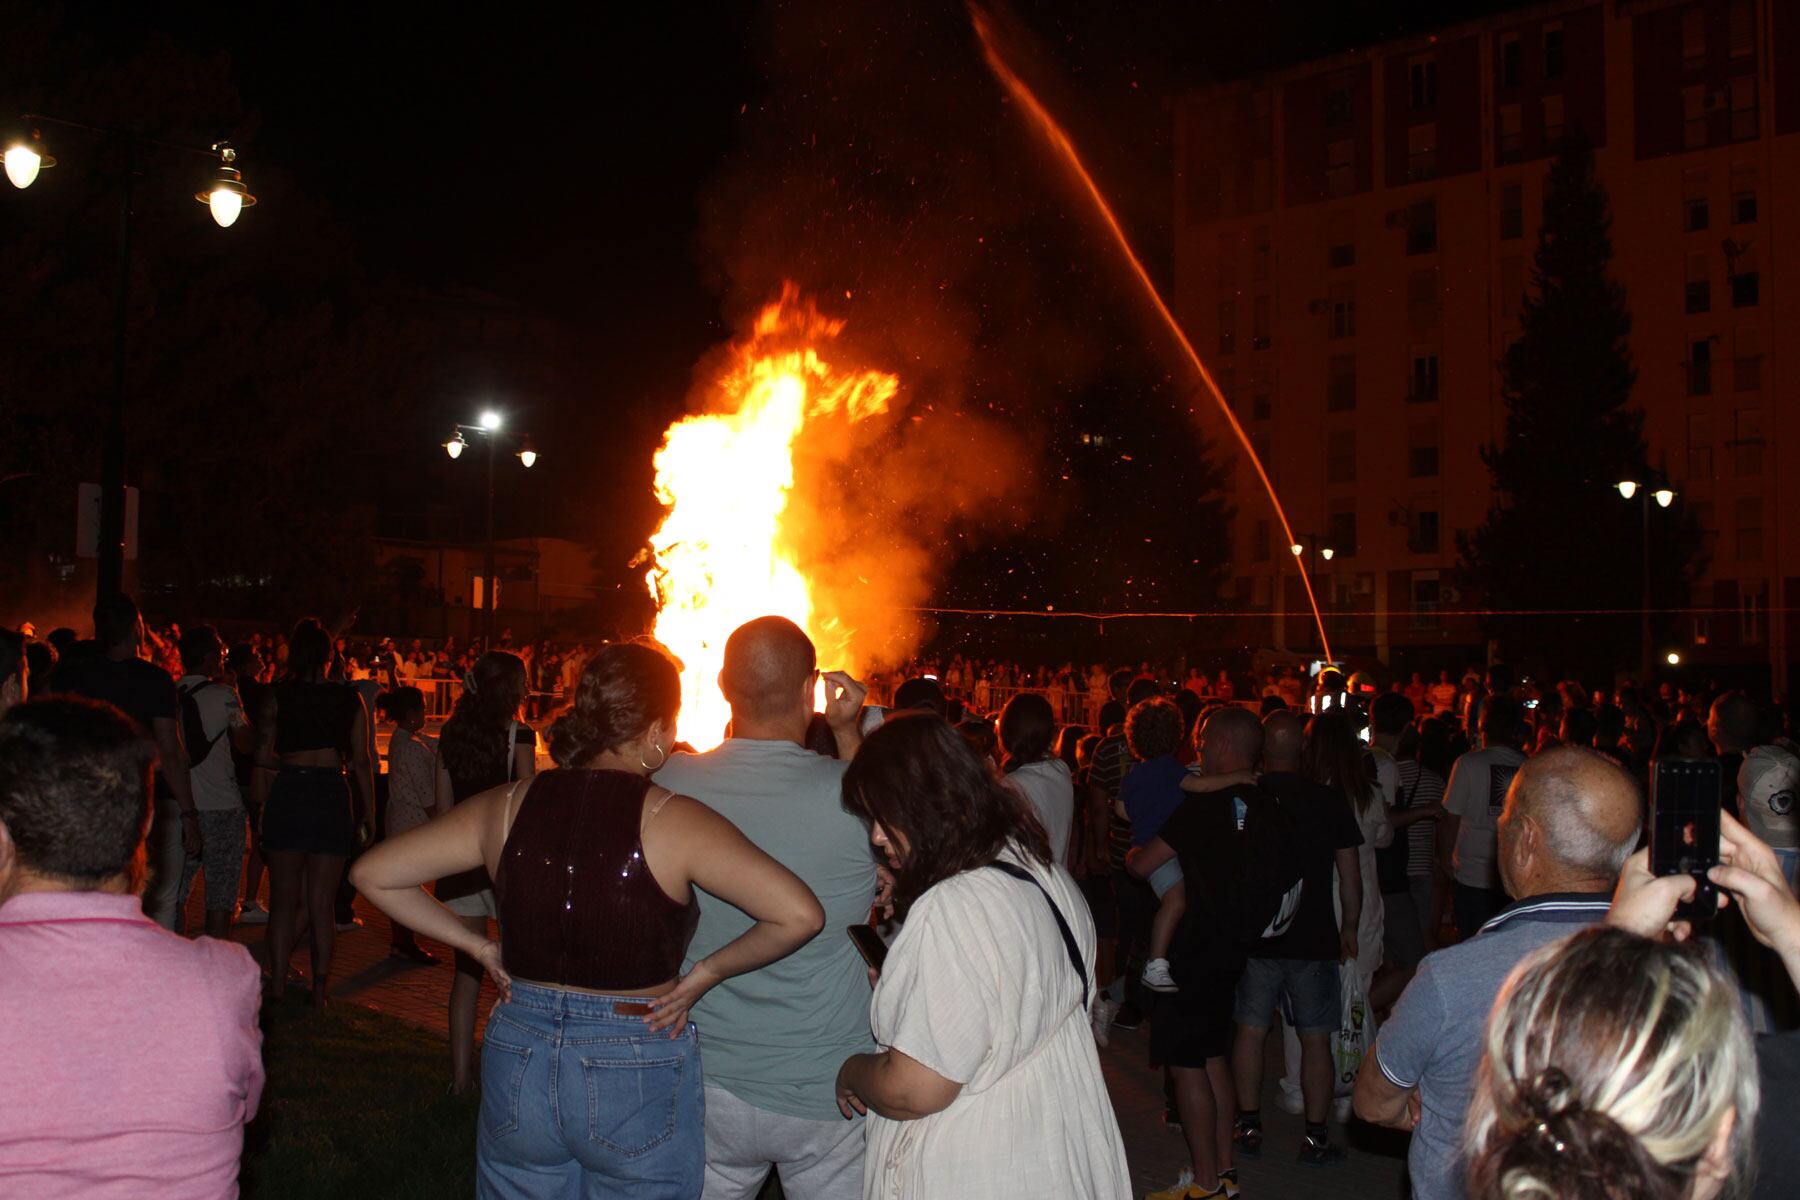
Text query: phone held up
847 924 889 973
1649 757 1724 921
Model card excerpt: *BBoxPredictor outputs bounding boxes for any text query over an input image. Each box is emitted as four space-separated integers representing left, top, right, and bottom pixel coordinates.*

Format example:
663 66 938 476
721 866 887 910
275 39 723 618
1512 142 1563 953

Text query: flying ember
644 285 898 748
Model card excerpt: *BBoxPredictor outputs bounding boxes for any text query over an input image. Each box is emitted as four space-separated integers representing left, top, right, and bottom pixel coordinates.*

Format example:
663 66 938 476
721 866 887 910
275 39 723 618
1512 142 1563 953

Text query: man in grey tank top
655 616 876 1200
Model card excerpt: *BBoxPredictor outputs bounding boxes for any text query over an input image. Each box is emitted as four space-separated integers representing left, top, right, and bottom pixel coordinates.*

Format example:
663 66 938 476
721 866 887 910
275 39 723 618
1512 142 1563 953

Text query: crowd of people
2 597 1800 1199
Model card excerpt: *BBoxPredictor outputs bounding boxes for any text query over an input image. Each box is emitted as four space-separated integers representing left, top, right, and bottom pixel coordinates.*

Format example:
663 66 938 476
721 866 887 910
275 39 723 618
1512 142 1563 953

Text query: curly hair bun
547 642 680 768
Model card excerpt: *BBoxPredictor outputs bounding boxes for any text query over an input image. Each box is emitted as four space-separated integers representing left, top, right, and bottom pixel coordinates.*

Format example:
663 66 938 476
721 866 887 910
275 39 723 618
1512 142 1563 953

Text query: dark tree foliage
1457 132 1702 679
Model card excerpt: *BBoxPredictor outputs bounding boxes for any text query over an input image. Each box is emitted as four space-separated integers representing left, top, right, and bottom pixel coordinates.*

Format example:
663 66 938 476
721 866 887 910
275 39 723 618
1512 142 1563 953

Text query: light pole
1289 535 1336 657
1616 480 1676 684
7 116 257 603
445 410 537 647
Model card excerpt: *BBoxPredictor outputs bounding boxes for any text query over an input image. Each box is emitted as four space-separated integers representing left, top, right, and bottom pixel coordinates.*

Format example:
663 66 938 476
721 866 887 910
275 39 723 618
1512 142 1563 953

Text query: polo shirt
1371 891 1612 1200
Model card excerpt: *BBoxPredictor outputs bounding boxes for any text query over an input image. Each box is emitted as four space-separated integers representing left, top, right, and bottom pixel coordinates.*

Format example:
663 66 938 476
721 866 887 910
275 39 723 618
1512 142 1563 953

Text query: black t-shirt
1253 771 1365 962
50 654 178 735
1754 1031 1800 1200
1158 783 1259 967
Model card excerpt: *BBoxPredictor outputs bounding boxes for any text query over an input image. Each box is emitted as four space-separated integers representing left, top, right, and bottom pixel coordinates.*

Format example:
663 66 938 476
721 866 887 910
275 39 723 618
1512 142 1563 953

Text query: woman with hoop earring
352 641 823 1195
434 651 538 1094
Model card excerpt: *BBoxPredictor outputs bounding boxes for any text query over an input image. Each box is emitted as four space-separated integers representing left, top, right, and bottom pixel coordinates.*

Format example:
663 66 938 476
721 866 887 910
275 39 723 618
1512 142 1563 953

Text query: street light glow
479 410 503 431
1616 480 1639 500
444 433 466 459
518 448 537 468
1290 543 1304 557
195 144 255 228
1320 547 1335 561
1653 488 1675 508
1666 651 1682 666
5 142 47 189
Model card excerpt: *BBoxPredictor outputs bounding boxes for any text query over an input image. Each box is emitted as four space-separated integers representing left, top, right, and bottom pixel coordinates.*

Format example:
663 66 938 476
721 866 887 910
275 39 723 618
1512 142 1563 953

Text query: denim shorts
477 981 704 1199
1234 957 1342 1036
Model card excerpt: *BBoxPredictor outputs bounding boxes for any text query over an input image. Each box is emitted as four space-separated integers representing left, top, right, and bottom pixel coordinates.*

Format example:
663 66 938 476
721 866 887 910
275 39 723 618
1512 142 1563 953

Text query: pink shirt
0 890 264 1198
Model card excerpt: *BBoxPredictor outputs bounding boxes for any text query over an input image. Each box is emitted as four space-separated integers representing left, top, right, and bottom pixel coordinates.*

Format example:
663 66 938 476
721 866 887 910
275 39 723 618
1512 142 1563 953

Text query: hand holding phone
848 924 888 974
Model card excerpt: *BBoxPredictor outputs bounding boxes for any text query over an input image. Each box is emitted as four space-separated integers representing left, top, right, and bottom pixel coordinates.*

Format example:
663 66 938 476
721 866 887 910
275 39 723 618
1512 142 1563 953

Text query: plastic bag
1332 970 1376 1098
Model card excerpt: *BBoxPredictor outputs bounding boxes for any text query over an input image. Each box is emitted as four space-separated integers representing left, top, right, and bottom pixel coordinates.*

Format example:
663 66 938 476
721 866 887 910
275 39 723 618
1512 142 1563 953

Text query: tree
1457 132 1703 680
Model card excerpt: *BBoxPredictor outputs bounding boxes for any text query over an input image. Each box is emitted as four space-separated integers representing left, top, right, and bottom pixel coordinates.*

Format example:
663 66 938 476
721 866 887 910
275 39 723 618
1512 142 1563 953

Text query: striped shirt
1395 760 1447 878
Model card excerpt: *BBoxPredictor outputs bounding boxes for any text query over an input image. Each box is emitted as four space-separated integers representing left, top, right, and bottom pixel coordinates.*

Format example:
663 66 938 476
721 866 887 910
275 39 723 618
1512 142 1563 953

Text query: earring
640 742 667 773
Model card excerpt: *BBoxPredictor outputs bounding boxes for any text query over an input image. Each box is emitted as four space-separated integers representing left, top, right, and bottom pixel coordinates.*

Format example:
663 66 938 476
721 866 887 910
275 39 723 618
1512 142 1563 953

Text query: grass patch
242 1001 477 1199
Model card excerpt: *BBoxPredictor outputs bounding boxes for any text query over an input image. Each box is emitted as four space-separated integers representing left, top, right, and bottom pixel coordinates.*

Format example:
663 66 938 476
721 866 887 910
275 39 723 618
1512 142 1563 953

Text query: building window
1689 337 1713 395
1684 86 1708 150
1329 283 1357 338
1252 392 1272 421
1501 256 1524 317
1732 168 1758 222
1252 226 1271 281
1252 294 1272 350
1408 423 1440 478
1498 104 1522 163
1216 367 1236 409
1687 413 1712 480
1411 575 1442 628
1685 253 1710 313
1327 429 1357 484
1410 57 1437 110
1731 267 1759 307
1734 408 1763 476
1408 268 1439 328
1327 209 1355 268
1410 350 1440 402
1734 326 1762 391
1217 299 1237 355
1543 24 1565 78
1542 94 1565 150
1327 503 1358 557
1328 354 1357 412
1685 196 1710 231
1500 183 1523 239
1252 518 1270 562
1412 511 1442 555
1730 0 1754 58
1406 199 1437 254
1327 138 1356 197
1249 428 1271 469
1326 76 1353 128
1683 6 1707 71
1734 497 1763 562
1741 581 1766 643
1730 77 1758 141
1500 35 1521 88
1408 122 1437 181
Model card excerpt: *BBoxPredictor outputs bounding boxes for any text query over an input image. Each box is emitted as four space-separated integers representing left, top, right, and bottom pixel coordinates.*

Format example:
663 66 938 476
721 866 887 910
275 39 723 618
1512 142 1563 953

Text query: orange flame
645 285 897 747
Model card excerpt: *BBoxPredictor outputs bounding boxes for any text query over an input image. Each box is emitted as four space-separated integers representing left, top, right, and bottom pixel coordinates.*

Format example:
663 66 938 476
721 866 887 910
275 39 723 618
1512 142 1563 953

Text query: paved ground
204 887 1408 1198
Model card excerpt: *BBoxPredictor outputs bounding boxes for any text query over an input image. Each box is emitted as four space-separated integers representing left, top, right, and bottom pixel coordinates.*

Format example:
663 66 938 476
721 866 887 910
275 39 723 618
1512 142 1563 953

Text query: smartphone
847 924 889 972
1650 758 1724 920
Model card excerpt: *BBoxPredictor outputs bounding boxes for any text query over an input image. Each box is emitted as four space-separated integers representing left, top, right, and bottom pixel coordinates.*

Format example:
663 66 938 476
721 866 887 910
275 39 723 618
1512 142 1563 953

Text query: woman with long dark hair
254 617 375 1005
998 692 1074 866
352 641 823 1196
835 713 1129 1198
1303 707 1391 1014
435 651 536 1094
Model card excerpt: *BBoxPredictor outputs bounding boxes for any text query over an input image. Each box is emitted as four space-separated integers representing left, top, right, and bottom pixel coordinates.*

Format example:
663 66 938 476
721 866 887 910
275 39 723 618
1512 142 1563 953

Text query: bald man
653 616 876 1200
1354 745 1643 1200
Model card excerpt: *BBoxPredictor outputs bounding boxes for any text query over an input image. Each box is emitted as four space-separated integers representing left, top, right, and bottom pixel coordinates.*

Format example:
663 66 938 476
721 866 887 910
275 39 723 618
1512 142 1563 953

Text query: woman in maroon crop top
351 640 824 1195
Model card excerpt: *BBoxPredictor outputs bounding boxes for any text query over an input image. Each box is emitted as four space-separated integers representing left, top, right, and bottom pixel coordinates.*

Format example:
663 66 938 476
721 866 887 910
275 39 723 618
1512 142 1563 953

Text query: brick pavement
205 887 1408 1198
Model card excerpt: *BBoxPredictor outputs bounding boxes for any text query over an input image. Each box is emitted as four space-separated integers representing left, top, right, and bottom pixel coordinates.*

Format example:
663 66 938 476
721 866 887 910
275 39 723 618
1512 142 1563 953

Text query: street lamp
1289 534 1336 653
444 415 539 646
1617 479 1677 682
8 113 258 603
1666 651 1682 666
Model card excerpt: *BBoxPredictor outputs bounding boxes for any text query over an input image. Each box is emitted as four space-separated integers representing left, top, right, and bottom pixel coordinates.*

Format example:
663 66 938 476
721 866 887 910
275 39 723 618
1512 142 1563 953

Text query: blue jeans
477 981 705 1198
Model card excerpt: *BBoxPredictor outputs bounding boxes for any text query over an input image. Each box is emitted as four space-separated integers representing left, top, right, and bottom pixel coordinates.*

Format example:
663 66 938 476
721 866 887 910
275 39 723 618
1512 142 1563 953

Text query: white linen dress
863 846 1130 1199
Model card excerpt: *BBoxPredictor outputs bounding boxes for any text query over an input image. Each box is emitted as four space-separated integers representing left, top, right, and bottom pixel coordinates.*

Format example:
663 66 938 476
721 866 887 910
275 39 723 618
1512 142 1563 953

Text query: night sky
8 0 1519 635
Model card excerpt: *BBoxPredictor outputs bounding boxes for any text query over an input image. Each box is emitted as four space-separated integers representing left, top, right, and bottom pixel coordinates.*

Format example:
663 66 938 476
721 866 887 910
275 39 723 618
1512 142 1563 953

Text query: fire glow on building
642 285 897 748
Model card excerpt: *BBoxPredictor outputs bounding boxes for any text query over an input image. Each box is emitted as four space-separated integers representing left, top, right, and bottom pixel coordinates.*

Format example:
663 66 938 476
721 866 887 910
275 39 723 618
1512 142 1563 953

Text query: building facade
1175 0 1797 691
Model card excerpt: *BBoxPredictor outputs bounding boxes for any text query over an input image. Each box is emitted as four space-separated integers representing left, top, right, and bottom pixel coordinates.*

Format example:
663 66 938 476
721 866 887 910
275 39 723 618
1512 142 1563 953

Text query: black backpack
1224 790 1308 947
178 680 226 768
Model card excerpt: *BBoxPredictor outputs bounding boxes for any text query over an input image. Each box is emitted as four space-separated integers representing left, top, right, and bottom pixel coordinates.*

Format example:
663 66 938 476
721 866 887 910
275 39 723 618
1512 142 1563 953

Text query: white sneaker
1275 1088 1306 1116
237 902 269 926
1141 958 1179 993
1091 998 1121 1047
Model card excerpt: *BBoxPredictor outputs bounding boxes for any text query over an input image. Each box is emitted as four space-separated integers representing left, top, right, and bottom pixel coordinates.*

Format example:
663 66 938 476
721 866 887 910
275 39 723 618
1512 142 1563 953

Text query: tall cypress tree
1457 131 1701 680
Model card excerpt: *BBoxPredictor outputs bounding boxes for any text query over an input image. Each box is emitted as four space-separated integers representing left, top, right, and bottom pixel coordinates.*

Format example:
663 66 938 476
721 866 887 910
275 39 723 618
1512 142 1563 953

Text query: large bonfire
643 285 898 748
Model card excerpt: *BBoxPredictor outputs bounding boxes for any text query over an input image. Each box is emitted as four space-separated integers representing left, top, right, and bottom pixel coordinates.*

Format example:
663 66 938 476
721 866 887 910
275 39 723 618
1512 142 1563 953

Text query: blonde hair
1465 926 1757 1200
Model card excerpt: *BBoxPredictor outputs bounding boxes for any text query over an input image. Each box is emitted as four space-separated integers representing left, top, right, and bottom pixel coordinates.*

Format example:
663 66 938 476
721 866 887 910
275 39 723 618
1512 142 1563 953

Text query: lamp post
1289 535 1336 657
444 411 538 647
1616 480 1676 684
7 115 256 603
